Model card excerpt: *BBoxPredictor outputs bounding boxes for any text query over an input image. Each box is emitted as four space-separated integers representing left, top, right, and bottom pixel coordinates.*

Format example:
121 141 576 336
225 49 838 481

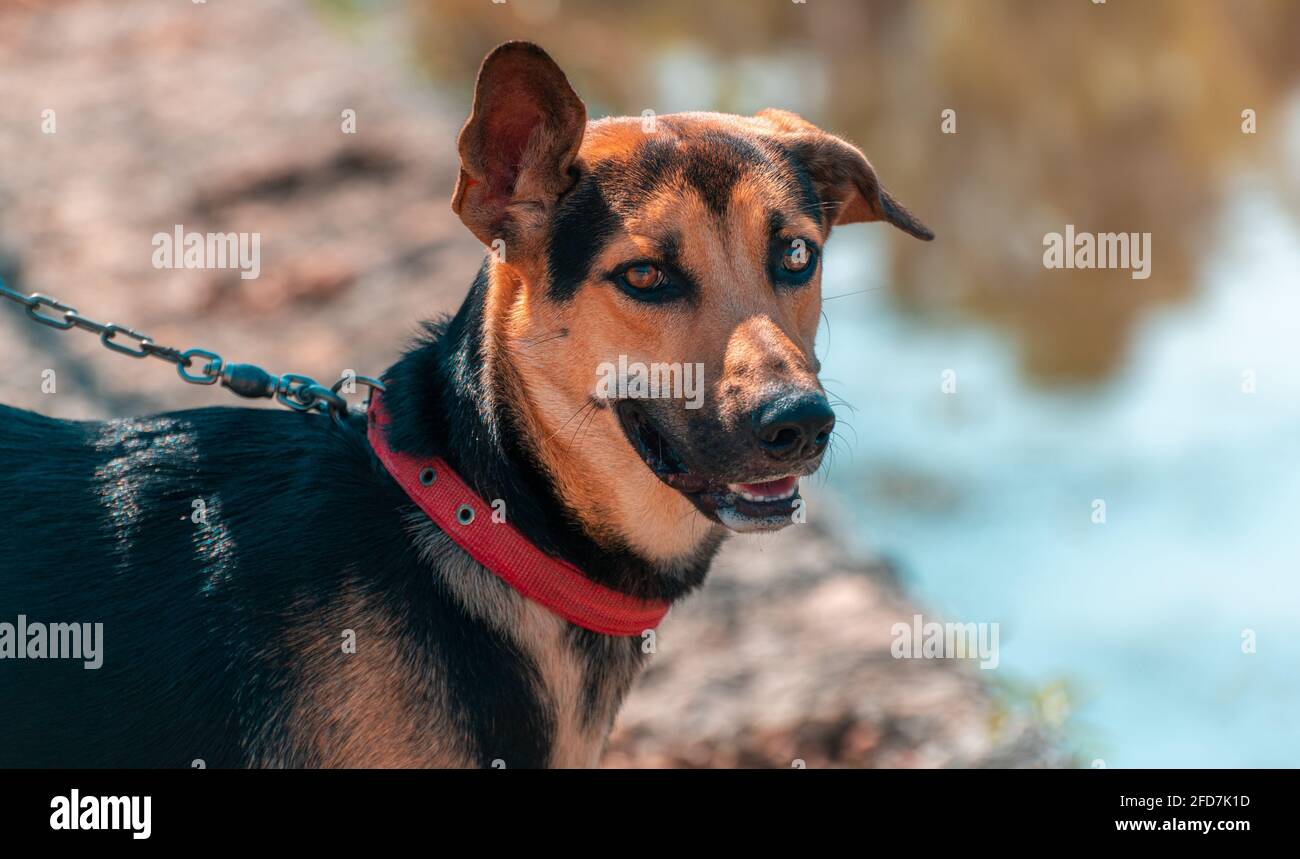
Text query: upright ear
452 42 588 248
756 108 934 241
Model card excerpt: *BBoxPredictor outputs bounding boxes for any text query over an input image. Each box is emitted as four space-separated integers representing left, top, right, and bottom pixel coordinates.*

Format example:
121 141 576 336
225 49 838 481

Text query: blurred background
1 0 1297 766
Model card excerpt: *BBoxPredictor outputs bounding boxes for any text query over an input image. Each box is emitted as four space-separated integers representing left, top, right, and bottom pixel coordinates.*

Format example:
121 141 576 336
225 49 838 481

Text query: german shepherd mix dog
0 42 931 767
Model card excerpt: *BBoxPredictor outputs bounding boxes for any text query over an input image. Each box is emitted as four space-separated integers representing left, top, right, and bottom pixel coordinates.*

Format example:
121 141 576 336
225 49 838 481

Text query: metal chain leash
0 278 383 428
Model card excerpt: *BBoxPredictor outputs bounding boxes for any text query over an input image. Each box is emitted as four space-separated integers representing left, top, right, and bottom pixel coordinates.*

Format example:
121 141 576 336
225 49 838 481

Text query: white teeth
726 481 798 503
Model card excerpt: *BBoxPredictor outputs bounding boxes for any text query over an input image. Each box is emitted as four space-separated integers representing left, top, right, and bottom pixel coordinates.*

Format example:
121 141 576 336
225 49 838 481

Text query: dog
0 41 931 767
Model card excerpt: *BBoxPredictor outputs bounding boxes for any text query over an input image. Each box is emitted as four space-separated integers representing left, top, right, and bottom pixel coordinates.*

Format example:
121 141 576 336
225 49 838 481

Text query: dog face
452 42 932 560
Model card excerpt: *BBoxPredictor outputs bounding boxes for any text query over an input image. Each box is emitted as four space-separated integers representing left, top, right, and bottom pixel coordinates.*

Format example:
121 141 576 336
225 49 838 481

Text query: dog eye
771 238 818 287
782 241 812 272
610 261 686 303
623 264 665 291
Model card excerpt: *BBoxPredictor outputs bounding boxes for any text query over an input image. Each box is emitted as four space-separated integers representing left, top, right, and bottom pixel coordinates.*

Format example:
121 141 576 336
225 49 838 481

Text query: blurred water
819 183 1300 767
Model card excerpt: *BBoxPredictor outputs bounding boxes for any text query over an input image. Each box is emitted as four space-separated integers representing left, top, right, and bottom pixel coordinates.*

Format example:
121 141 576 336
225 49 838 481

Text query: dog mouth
615 401 804 533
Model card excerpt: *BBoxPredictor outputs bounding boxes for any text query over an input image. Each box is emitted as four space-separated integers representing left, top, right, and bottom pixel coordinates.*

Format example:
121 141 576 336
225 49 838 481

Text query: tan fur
515 604 604 768
270 579 473 768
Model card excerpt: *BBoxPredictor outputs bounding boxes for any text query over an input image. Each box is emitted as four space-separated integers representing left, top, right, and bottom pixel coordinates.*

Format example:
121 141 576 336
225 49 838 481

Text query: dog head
453 42 932 563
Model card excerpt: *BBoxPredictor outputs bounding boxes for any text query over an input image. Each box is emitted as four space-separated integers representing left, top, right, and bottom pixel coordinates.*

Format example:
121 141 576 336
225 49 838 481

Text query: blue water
817 185 1300 767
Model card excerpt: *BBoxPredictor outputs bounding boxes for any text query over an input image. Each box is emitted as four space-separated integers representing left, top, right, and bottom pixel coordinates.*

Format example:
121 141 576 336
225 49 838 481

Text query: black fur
0 264 716 767
547 174 622 302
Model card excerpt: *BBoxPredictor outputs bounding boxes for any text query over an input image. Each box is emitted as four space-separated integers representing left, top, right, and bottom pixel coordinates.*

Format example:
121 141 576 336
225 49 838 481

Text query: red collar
366 392 669 636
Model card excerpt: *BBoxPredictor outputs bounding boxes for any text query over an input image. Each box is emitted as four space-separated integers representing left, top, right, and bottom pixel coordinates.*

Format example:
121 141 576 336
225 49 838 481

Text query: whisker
517 330 569 350
545 400 596 444
573 401 603 447
823 286 886 301
827 429 855 464
826 396 859 416
821 380 859 416
569 399 604 448
794 200 842 217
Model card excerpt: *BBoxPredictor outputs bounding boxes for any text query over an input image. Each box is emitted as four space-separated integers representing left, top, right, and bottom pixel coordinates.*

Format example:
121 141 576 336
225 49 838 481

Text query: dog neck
379 262 723 606
376 263 726 762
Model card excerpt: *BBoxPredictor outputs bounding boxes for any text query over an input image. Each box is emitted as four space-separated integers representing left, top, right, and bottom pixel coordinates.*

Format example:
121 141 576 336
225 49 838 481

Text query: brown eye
782 240 811 272
624 264 664 290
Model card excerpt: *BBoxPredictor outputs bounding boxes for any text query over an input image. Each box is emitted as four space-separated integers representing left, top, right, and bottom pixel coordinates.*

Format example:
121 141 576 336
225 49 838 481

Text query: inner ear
756 108 934 242
453 41 587 247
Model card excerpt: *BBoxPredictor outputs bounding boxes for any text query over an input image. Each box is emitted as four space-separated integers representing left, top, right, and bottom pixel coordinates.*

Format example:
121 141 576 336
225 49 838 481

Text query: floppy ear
756 108 934 241
452 42 588 247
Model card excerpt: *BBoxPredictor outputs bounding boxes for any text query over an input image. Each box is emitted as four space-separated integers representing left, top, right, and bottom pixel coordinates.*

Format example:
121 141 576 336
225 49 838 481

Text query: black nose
752 391 835 461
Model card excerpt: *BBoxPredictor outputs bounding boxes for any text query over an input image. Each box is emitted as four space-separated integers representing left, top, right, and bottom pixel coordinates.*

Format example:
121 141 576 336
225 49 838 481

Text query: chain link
0 278 383 428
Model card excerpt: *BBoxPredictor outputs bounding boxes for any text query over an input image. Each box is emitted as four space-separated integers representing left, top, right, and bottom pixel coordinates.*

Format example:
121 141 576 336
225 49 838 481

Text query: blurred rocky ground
606 521 1067 768
0 0 481 419
0 0 1067 767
